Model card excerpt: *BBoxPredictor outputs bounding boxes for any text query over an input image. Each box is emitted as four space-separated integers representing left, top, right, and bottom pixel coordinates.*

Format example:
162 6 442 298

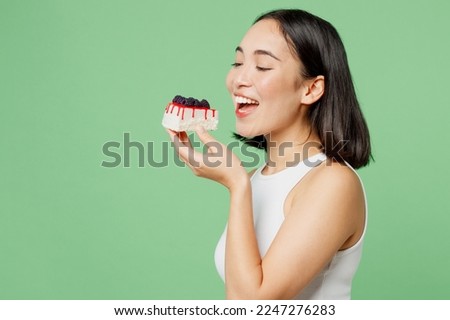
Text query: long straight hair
234 9 372 169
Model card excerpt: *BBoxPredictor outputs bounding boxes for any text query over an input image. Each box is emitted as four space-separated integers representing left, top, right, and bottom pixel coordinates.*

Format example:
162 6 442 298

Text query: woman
167 9 371 299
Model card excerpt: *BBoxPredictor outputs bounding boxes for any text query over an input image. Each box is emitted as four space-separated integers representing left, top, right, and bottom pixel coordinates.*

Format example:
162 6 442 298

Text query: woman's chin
235 125 259 138
236 131 255 138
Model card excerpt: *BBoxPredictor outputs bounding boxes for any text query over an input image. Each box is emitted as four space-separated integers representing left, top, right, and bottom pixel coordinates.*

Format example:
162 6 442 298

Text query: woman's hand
166 127 248 190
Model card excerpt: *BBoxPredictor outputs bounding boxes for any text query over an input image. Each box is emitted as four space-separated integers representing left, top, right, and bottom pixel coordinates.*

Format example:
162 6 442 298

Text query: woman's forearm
225 179 263 299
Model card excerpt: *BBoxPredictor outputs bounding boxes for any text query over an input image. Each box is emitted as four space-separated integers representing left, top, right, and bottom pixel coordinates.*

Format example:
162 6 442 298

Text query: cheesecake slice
162 95 218 132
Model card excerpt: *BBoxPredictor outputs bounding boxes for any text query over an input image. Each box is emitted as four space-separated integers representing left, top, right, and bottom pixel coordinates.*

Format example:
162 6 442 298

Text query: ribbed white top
214 152 368 299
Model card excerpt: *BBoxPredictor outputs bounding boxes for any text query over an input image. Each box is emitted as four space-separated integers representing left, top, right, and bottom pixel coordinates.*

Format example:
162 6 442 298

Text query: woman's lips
234 95 259 118
235 104 258 118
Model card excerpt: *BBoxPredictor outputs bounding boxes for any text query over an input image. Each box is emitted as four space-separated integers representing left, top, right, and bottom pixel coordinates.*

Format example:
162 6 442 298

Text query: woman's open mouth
234 95 259 118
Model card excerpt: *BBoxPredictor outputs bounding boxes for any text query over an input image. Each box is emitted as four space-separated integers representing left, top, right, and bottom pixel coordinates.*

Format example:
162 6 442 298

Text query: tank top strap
252 152 327 200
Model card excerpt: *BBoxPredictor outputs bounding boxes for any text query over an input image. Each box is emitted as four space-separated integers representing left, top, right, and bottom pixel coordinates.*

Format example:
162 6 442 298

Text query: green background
1 0 449 299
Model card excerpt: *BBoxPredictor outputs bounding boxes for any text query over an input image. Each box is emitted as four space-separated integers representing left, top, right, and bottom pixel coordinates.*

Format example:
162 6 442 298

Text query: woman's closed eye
231 62 272 72
256 66 272 71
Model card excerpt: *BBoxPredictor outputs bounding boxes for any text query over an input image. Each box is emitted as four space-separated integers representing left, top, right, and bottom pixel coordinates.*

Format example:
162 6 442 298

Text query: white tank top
214 152 368 299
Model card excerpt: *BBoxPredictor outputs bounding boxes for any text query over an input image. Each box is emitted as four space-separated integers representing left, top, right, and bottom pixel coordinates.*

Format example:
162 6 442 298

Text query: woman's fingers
195 126 221 154
166 129 193 148
167 127 238 175
178 131 193 149
166 128 178 141
167 129 202 167
166 127 245 186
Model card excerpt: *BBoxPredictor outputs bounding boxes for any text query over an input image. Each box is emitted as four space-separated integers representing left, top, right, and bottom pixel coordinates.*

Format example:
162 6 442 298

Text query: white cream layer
161 104 219 132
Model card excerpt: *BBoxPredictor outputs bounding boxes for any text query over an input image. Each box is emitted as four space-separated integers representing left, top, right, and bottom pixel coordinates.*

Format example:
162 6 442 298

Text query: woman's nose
234 66 252 88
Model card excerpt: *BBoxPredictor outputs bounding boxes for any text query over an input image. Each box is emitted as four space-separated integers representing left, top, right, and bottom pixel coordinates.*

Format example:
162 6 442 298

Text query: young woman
167 9 371 299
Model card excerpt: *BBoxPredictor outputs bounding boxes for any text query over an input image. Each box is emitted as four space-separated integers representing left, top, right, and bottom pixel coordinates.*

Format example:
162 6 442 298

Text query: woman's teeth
235 96 259 106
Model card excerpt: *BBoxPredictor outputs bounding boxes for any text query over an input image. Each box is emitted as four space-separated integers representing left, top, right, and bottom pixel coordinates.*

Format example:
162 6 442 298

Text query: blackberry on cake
162 95 218 132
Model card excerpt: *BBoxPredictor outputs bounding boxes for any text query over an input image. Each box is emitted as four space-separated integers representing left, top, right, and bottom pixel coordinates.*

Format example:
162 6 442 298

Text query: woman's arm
225 179 262 299
225 161 364 299
168 128 364 299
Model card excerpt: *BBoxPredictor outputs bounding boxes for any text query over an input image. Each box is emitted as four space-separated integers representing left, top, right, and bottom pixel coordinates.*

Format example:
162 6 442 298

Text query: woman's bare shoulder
286 159 365 221
304 159 362 194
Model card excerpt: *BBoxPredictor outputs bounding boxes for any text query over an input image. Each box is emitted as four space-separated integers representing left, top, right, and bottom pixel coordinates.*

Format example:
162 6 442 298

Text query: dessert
162 95 218 132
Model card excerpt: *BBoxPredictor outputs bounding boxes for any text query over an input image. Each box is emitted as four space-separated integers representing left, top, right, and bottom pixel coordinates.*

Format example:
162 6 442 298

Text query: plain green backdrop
1 0 449 299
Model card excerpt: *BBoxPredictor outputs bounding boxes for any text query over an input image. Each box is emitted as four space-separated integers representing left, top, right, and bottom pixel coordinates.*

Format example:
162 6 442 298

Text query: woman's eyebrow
235 46 281 61
254 49 280 61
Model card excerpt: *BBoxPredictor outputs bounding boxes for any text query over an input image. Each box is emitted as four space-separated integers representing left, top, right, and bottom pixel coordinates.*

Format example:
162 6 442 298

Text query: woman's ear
300 75 325 105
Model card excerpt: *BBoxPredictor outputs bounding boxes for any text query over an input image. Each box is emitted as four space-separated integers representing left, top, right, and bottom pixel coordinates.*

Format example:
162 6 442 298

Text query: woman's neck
263 128 322 175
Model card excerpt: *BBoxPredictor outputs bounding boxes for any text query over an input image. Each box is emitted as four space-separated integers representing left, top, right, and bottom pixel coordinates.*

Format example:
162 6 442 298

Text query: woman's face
226 19 307 138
